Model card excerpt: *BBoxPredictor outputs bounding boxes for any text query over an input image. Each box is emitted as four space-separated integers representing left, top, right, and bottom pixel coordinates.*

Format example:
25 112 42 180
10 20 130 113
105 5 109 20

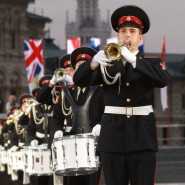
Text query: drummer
59 47 105 185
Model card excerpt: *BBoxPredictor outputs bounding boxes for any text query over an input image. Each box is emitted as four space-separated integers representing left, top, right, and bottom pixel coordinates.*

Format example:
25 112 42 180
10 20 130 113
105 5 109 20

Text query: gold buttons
126 82 130 86
126 98 131 102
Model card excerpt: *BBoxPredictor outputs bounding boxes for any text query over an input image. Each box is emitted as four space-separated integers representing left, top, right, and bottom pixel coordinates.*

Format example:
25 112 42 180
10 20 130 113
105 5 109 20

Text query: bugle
104 41 131 61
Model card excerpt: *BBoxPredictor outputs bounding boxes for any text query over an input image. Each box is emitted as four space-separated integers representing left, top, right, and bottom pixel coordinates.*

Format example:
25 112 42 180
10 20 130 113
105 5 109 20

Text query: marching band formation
0 5 171 185
0 47 103 185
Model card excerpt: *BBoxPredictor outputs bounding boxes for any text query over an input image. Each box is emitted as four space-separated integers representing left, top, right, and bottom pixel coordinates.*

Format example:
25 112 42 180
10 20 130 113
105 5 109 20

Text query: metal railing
156 123 185 145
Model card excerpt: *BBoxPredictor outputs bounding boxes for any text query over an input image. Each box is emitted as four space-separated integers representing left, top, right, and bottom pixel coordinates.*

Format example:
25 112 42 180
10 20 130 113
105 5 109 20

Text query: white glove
30 139 38 146
10 145 19 152
50 74 57 85
54 130 63 138
25 106 32 114
121 47 136 68
92 124 101 136
91 50 111 69
57 74 74 85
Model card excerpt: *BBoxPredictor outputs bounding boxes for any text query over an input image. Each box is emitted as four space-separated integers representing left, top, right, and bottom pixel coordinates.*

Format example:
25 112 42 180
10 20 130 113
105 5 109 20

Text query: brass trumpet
14 109 23 117
54 68 66 78
7 116 13 124
26 98 35 106
104 41 131 61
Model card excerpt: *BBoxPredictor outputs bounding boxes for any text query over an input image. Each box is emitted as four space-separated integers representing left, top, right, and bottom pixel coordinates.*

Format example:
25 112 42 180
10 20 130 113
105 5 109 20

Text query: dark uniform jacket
26 103 64 148
36 84 72 135
17 114 29 145
36 83 104 134
8 122 19 148
73 52 171 153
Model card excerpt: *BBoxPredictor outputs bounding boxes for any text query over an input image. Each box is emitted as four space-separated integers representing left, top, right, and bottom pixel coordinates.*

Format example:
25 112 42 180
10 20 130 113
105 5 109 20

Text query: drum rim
55 167 98 176
53 134 95 142
26 148 50 152
28 172 53 176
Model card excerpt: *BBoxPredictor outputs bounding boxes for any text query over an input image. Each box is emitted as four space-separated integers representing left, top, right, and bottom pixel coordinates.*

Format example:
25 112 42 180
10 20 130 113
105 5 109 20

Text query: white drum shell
26 149 52 176
11 150 25 171
52 134 99 176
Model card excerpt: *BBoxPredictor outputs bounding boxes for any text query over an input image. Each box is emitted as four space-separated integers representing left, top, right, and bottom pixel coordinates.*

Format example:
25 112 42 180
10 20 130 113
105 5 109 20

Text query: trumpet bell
104 43 122 61
54 68 65 78
26 98 35 106
104 41 131 61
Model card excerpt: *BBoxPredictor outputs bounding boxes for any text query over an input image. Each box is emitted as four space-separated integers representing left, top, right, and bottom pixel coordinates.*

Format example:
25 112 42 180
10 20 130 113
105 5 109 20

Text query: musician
19 90 56 185
30 81 64 148
16 94 38 185
73 5 171 185
36 55 74 136
70 47 104 135
8 108 19 149
58 47 104 185
6 109 26 185
17 94 35 146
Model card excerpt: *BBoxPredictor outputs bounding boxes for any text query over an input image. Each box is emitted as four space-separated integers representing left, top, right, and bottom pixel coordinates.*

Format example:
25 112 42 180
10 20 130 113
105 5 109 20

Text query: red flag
67 38 81 54
160 37 166 69
160 37 168 111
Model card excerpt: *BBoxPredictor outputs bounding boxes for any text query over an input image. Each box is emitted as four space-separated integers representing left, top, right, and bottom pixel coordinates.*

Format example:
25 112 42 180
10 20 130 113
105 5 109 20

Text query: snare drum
25 148 52 176
11 150 25 171
52 134 99 176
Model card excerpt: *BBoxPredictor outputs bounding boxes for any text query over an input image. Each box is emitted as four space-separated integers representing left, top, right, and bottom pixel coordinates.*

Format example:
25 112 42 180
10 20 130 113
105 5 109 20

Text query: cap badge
126 16 131 21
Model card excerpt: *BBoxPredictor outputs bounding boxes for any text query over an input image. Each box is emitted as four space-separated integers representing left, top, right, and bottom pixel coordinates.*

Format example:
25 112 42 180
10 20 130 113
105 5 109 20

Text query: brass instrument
26 98 35 106
7 116 13 124
104 41 131 61
54 68 66 78
14 109 23 117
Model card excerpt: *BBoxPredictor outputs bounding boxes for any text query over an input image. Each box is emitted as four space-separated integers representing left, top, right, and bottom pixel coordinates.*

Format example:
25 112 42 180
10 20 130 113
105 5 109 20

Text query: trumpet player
36 54 74 136
35 56 75 185
73 5 171 185
61 46 105 185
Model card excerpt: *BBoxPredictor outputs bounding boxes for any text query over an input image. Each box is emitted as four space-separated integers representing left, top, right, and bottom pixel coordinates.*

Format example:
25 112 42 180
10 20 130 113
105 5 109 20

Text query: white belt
36 132 50 138
104 105 153 116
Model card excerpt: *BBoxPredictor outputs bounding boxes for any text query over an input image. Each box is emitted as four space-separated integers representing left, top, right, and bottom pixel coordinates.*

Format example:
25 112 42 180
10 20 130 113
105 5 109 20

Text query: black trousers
101 151 156 185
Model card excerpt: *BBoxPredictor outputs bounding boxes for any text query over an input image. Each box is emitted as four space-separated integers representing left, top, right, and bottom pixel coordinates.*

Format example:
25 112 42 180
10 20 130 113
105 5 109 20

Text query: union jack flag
23 39 44 93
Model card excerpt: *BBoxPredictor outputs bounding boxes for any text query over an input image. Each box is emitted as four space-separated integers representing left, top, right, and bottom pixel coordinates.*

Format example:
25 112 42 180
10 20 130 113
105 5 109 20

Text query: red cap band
64 61 71 67
42 79 50 85
118 16 143 30
76 54 92 61
22 98 27 103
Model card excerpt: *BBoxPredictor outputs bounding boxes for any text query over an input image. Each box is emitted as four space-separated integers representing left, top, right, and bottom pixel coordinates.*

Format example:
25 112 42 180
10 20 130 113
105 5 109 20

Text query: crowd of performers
0 47 104 185
0 5 171 185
